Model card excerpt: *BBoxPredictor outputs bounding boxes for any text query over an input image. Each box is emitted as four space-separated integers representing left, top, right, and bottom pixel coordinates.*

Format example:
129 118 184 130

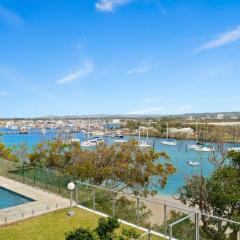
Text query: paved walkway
0 176 70 225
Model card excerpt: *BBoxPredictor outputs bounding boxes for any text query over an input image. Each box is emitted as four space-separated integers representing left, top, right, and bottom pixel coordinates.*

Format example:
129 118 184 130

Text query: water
0 128 229 195
0 187 34 209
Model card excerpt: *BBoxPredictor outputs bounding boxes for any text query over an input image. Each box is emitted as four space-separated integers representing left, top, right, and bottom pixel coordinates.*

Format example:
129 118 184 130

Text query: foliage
65 216 140 240
0 143 18 162
65 228 96 240
96 217 120 240
156 211 195 240
69 140 175 196
179 151 240 240
125 120 140 130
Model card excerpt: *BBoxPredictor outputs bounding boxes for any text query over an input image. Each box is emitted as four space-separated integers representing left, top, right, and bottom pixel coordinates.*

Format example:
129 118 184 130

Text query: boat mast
166 122 169 140
138 127 141 142
87 120 90 140
196 120 198 142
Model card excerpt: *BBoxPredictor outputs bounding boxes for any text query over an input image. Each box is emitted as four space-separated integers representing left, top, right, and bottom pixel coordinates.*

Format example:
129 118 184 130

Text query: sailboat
81 120 96 147
193 121 215 152
228 126 240 152
188 121 200 150
138 128 151 148
160 123 177 146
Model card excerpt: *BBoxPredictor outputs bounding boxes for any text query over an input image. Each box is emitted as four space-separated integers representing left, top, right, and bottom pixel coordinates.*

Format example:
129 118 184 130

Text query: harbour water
0 128 229 195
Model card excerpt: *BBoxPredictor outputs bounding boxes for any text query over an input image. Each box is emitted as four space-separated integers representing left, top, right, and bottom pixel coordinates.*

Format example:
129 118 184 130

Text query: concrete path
0 176 70 225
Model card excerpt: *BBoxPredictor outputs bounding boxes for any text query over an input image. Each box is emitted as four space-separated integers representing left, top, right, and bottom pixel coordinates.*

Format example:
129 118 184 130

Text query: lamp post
67 181 75 216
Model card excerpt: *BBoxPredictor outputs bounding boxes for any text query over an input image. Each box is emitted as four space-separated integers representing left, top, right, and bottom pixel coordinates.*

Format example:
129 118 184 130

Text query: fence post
164 203 167 236
112 192 116 217
237 230 240 240
75 182 78 206
169 225 172 240
93 188 96 211
195 213 199 240
33 167 36 187
137 196 140 226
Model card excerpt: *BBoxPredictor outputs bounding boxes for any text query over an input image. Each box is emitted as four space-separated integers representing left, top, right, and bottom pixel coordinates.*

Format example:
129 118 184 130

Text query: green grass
0 208 164 240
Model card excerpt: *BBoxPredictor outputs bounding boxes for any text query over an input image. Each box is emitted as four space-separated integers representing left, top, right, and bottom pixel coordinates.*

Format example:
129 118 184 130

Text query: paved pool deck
0 176 70 225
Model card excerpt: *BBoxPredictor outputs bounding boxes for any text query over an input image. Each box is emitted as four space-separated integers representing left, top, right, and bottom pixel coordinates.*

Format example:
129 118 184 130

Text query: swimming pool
0 187 34 209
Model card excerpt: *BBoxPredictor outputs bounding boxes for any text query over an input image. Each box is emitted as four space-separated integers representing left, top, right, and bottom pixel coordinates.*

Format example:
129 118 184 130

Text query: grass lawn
0 208 165 240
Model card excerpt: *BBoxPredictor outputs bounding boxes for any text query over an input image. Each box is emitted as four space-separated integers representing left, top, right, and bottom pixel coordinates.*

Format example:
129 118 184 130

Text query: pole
112 192 116 217
70 190 72 213
169 225 172 240
164 204 167 235
137 197 140 225
195 213 199 240
93 188 96 211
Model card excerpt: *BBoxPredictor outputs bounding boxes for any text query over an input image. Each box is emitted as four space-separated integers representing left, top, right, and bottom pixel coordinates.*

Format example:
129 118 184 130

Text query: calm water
0 187 34 209
0 128 230 195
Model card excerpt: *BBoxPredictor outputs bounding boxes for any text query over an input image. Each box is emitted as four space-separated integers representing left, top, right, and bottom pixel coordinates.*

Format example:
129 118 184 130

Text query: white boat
41 128 46 134
160 123 177 146
227 147 240 152
65 138 80 144
195 145 215 152
81 141 96 147
91 131 105 136
187 161 199 166
188 144 199 150
161 140 177 146
10 125 18 130
114 139 127 143
138 128 151 148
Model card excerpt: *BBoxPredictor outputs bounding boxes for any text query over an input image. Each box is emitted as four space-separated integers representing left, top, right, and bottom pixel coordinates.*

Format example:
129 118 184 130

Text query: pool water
0 187 34 209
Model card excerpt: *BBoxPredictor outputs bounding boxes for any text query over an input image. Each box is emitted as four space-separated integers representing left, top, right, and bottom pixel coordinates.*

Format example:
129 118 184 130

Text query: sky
1 0 240 117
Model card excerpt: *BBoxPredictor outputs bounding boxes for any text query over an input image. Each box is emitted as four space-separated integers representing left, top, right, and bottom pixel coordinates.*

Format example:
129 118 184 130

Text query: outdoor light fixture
67 181 75 216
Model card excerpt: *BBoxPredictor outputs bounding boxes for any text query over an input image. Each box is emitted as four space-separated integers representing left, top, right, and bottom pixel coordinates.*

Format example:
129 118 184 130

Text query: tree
65 217 140 240
178 151 240 240
65 228 95 240
69 140 175 196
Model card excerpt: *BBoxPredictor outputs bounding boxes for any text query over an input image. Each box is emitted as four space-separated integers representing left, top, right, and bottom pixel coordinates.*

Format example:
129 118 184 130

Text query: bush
65 227 96 240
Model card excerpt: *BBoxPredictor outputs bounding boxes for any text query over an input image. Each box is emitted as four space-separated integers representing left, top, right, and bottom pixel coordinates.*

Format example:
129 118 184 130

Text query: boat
138 128 151 148
19 127 28 134
114 139 127 143
81 141 96 147
187 161 199 166
195 145 215 152
91 131 105 136
227 147 240 152
114 134 124 139
64 138 80 144
188 121 199 149
160 123 177 146
41 128 46 134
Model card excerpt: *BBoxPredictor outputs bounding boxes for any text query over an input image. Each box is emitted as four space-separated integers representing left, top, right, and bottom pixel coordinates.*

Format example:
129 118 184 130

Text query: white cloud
141 97 154 103
179 105 192 111
56 62 95 84
129 107 165 115
95 0 131 12
0 91 8 96
126 65 150 75
198 26 240 51
0 4 23 25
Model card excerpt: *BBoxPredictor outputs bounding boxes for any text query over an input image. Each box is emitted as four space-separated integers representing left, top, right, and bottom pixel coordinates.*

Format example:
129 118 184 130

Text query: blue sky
1 0 240 117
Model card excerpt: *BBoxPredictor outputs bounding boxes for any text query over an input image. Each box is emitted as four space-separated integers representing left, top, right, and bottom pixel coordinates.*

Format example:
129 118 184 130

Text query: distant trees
178 151 240 240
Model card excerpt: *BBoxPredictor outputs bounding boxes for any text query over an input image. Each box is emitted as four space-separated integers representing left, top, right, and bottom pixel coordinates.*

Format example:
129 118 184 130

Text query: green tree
179 151 240 240
69 140 175 196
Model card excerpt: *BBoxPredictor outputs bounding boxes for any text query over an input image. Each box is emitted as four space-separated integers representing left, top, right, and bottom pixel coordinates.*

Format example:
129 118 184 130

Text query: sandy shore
142 193 194 225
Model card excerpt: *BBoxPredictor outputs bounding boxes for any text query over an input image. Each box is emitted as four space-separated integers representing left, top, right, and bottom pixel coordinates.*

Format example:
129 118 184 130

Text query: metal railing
0 203 61 225
75 181 240 240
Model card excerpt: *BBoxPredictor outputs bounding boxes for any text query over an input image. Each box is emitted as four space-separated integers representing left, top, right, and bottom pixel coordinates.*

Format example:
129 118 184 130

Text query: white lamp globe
67 182 75 191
